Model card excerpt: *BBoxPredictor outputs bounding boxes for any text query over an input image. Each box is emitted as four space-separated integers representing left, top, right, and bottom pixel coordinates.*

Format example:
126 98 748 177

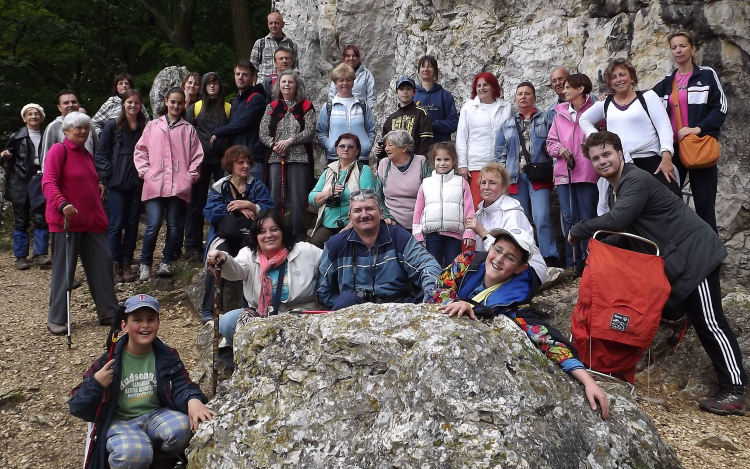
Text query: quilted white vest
421 170 465 234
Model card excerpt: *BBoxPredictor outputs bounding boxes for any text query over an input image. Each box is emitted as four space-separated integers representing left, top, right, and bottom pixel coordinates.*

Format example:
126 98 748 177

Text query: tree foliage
0 0 270 140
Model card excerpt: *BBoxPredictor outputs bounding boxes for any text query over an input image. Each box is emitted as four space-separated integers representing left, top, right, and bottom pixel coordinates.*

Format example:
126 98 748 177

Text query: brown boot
121 264 136 283
15 257 31 270
113 263 124 283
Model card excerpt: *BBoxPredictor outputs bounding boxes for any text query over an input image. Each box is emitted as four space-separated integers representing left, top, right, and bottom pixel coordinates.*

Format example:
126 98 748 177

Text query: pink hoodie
134 116 203 203
546 95 599 185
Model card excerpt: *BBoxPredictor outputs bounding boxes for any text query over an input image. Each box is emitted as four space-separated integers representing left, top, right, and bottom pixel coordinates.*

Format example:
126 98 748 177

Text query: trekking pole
0 166 6 232
210 256 225 398
83 305 125 469
567 159 577 270
280 156 286 218
64 217 72 349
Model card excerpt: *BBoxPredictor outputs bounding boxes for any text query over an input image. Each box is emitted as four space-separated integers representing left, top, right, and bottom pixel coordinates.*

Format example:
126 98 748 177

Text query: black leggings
632 154 682 198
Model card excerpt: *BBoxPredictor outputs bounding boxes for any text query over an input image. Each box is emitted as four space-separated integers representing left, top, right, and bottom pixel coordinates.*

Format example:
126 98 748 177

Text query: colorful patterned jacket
428 251 584 373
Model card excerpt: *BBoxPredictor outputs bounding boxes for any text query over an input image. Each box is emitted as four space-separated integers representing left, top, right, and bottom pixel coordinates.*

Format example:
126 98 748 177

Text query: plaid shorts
106 408 191 469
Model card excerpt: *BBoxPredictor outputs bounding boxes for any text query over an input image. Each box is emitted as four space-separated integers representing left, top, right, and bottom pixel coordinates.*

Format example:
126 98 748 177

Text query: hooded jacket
316 94 376 161
94 118 144 192
546 95 599 185
456 97 512 171
376 101 434 159
570 163 726 306
415 84 459 142
474 194 546 283
3 126 44 205
68 335 207 469
327 63 377 110
187 72 231 165
133 116 204 203
213 83 268 162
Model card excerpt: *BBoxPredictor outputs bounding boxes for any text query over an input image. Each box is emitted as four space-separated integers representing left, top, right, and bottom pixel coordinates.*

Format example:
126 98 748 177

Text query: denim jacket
494 109 551 184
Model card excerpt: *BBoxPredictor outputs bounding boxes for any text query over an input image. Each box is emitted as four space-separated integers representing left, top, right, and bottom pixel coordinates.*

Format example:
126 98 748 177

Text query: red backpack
570 233 671 384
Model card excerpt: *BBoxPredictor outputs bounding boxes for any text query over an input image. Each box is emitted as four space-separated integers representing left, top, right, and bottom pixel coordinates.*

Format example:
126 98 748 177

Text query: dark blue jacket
651 64 727 139
316 221 442 308
68 335 207 469
213 83 268 162
94 119 144 192
415 84 458 142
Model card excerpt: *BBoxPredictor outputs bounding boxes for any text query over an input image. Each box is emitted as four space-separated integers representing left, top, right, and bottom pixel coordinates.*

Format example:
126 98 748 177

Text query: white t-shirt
28 129 41 166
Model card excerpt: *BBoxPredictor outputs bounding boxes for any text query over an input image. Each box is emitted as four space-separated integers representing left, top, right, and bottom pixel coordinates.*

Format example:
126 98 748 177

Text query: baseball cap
124 294 160 315
395 76 416 90
488 227 535 259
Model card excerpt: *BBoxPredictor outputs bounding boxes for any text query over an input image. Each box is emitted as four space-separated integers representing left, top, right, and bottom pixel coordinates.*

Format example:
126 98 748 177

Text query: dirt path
0 246 747 468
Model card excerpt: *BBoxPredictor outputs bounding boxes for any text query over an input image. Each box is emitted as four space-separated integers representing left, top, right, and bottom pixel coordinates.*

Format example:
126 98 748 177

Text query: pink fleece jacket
546 95 599 185
134 116 203 203
42 139 109 233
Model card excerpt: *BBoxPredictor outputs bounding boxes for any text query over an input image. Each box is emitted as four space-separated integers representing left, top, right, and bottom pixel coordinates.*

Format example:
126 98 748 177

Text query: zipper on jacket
439 174 444 232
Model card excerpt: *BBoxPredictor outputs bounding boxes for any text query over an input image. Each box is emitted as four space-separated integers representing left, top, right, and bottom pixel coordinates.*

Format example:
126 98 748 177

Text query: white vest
421 170 465 234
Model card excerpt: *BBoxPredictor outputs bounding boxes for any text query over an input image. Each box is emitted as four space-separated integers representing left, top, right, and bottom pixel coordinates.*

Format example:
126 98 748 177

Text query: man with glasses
316 189 441 310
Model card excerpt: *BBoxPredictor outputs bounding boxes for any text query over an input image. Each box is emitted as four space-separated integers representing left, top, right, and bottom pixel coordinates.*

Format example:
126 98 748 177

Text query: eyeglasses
491 246 520 265
337 144 356 150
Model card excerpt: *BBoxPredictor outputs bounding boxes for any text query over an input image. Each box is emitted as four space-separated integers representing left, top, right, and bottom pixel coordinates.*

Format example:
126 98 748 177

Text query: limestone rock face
279 0 750 286
149 66 188 118
188 304 681 468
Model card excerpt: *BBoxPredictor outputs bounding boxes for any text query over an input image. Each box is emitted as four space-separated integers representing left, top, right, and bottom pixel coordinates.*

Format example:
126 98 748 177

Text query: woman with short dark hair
415 55 458 143
91 73 150 135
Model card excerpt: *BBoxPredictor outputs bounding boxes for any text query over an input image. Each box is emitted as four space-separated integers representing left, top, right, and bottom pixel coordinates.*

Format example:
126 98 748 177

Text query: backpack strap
245 92 260 107
223 102 231 118
603 94 613 119
194 100 202 118
326 100 333 129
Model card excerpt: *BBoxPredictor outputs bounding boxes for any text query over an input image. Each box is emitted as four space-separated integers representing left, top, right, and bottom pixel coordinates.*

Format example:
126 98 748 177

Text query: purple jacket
134 116 203 203
546 95 599 185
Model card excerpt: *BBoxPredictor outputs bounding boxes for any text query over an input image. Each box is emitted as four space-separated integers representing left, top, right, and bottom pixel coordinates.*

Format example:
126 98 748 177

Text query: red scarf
257 248 289 316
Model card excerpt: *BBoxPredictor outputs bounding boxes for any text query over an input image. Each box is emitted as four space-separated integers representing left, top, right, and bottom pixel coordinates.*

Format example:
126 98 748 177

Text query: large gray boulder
188 304 681 468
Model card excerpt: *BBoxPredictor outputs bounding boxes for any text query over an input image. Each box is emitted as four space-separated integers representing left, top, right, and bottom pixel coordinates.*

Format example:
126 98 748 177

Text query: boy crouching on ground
69 294 215 469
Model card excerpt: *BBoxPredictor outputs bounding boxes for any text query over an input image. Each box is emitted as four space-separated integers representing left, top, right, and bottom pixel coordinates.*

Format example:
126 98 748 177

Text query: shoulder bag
671 80 719 169
515 117 552 183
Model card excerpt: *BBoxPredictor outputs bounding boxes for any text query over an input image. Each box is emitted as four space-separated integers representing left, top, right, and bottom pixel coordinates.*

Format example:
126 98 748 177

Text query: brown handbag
671 79 719 169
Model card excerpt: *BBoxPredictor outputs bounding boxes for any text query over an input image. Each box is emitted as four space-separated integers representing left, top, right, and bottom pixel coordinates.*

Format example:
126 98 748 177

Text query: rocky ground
0 239 748 467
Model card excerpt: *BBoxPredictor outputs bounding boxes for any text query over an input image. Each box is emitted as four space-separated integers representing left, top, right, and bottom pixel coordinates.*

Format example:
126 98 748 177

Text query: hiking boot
699 384 746 416
156 262 172 278
15 257 31 270
183 249 203 263
113 263 124 283
47 321 67 336
201 310 214 325
33 255 52 269
139 264 151 281
121 264 136 283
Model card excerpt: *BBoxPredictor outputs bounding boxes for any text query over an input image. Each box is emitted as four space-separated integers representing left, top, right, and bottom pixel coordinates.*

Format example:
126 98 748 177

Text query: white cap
488 227 535 258
21 103 45 121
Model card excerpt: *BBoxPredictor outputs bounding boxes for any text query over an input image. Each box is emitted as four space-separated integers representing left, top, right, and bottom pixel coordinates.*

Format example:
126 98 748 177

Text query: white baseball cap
488 227 535 259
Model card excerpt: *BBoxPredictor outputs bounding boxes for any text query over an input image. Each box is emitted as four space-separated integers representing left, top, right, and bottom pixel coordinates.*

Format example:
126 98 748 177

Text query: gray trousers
48 231 119 325
267 162 310 242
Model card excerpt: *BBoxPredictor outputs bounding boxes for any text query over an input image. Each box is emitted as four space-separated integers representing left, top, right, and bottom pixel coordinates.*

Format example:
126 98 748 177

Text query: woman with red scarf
207 210 322 349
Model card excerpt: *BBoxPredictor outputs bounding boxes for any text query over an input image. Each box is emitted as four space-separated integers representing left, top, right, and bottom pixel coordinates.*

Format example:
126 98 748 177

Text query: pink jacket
546 95 599 185
42 139 109 233
134 116 203 203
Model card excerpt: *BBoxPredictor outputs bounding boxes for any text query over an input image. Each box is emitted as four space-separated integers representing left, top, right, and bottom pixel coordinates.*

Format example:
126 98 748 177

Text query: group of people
0 12 743 468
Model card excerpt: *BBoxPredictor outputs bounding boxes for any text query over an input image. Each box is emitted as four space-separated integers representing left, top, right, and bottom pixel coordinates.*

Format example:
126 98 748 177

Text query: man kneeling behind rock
316 189 443 310
428 227 609 419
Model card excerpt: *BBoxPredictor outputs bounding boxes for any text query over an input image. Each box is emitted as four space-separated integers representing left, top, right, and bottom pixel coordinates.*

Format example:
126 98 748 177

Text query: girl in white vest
412 142 476 267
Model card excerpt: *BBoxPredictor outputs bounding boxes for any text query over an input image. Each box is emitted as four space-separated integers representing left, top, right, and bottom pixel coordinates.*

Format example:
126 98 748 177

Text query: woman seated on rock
208 210 323 348
428 227 609 419
199 145 274 324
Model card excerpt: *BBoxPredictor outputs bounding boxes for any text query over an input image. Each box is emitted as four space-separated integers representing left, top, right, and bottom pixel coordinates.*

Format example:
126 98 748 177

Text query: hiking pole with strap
210 255 225 398
83 304 125 469
65 217 72 349
280 156 286 218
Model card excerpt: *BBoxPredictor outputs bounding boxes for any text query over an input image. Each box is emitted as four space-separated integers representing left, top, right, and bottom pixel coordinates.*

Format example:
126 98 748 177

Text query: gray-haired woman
259 70 317 241
41 112 119 335
375 129 432 232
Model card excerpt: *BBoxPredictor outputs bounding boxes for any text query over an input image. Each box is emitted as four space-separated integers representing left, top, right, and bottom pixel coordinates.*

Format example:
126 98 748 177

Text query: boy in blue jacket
69 294 215 469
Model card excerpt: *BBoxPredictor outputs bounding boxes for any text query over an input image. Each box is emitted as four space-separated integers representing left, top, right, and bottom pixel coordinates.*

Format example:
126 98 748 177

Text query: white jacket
456 97 511 171
474 195 547 282
421 170 465 234
221 242 323 312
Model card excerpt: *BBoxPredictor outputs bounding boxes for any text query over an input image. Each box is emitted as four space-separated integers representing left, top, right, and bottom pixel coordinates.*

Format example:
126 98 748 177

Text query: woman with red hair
456 72 511 208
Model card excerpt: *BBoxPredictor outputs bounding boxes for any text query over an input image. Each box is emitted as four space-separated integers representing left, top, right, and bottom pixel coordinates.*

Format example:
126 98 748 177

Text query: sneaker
156 262 172 278
113 263 124 283
121 264 136 283
699 384 746 416
32 255 52 269
15 257 31 271
139 264 151 281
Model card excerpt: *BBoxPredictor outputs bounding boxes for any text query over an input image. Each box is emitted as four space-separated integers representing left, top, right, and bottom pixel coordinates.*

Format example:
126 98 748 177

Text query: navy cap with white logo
124 294 160 315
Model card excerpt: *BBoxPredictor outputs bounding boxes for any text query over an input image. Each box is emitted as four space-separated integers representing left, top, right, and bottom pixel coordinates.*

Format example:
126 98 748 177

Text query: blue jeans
425 232 462 269
511 174 559 261
140 197 187 266
107 188 142 265
250 160 265 185
557 182 598 270
219 308 243 345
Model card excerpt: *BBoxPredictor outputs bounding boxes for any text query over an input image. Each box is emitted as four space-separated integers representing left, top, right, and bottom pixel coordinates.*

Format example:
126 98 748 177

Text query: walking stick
280 156 285 218
0 166 6 232
567 160 577 270
211 257 224 398
64 217 72 349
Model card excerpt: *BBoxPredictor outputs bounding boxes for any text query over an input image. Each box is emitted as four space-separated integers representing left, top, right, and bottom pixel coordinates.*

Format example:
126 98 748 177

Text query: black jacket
376 101 434 159
187 71 230 164
570 163 726 305
94 119 144 192
68 335 207 469
652 64 727 139
213 83 267 163
3 126 44 205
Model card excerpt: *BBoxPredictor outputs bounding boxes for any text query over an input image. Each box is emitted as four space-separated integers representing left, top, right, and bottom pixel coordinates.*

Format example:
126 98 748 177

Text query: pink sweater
546 95 599 185
42 139 109 233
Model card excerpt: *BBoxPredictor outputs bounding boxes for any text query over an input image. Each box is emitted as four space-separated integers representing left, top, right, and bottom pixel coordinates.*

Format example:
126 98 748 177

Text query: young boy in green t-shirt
69 294 215 469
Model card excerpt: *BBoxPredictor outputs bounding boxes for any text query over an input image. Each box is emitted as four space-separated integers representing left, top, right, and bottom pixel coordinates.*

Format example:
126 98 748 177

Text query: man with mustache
316 189 442 310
